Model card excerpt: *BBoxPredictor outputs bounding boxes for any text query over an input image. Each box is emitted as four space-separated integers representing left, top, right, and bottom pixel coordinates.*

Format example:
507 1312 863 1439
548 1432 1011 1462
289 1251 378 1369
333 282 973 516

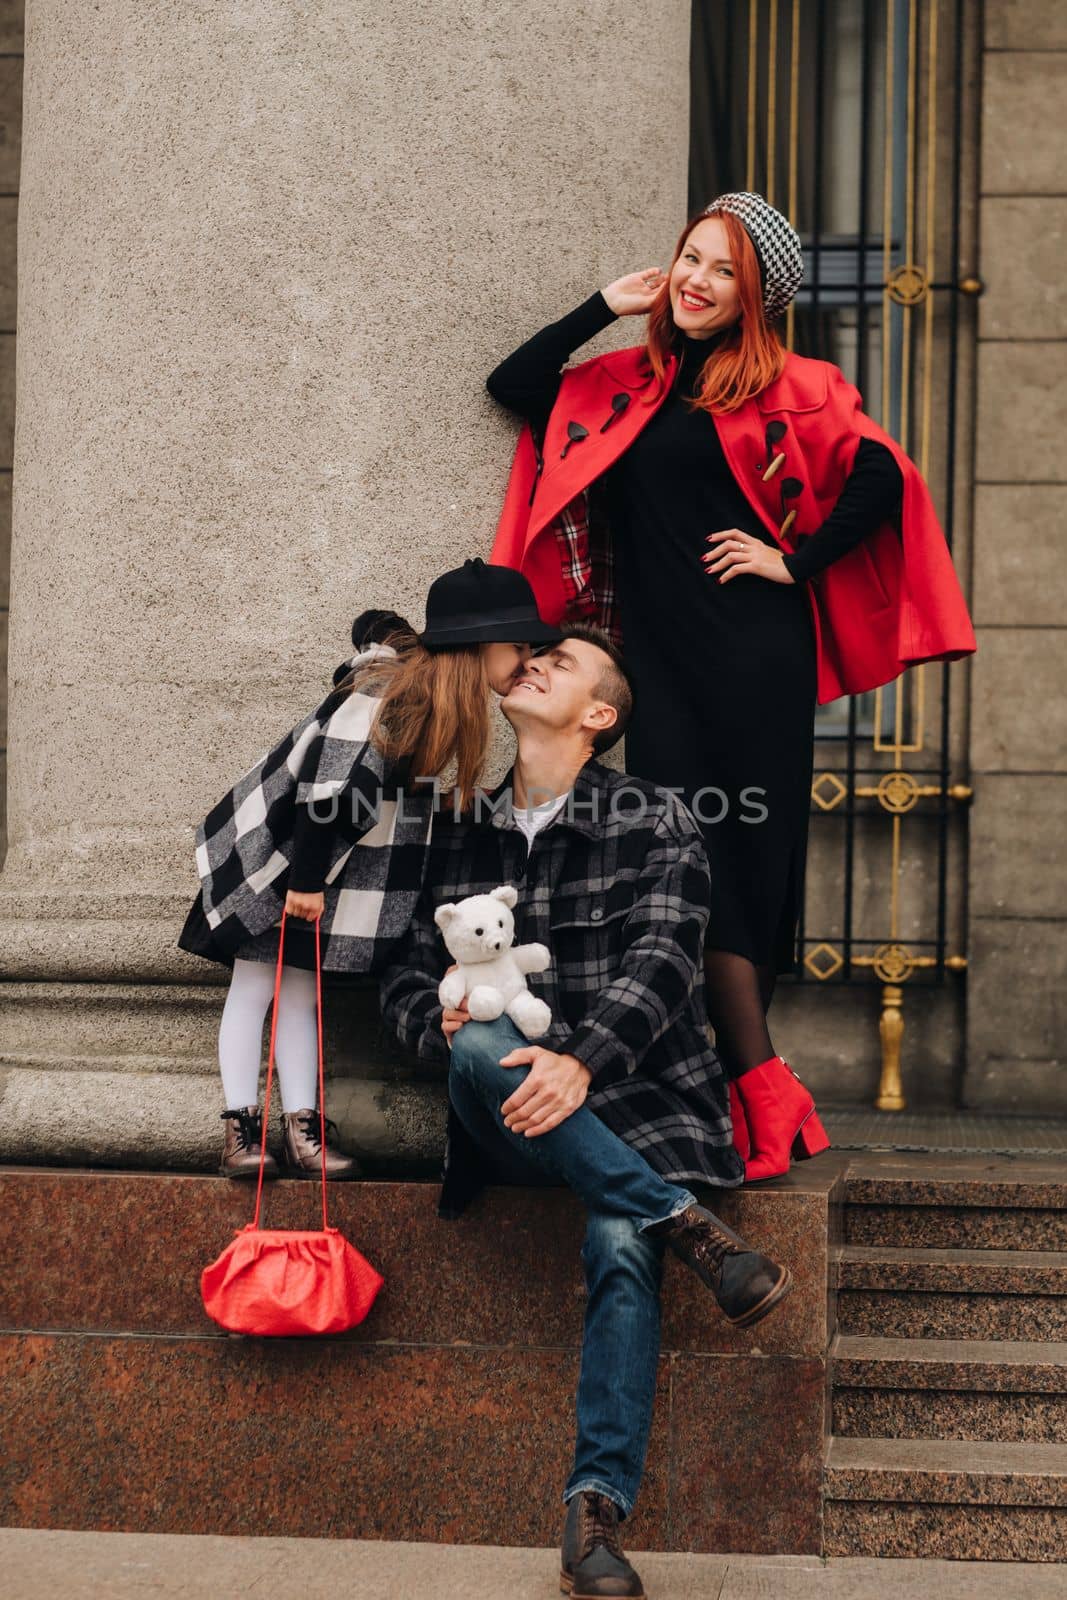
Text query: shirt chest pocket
548 892 631 982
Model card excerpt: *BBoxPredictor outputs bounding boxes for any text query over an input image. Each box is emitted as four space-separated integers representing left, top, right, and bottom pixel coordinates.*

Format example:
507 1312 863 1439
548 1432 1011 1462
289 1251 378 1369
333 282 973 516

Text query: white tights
218 958 319 1114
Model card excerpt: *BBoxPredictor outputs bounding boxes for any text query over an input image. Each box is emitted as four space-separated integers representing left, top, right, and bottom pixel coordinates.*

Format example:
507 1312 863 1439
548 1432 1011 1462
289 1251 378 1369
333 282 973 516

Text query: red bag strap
252 909 331 1231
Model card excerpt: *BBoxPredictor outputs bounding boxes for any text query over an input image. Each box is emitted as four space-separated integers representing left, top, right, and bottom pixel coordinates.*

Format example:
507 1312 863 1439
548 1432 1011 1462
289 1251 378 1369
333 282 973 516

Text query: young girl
179 559 560 1178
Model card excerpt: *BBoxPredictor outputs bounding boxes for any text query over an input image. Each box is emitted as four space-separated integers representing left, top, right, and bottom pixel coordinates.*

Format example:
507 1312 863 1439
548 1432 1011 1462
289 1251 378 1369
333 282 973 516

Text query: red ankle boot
736 1056 831 1182
728 1079 751 1161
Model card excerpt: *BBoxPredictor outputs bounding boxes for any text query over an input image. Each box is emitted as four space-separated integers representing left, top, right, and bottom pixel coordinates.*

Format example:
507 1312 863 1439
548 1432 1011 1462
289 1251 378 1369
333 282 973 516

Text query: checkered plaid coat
378 759 745 1218
180 645 432 974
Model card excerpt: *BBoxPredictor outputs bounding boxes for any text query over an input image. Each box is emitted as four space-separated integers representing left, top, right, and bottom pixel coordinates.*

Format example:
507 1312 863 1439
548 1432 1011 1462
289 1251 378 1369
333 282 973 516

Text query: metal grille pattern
690 1 976 1108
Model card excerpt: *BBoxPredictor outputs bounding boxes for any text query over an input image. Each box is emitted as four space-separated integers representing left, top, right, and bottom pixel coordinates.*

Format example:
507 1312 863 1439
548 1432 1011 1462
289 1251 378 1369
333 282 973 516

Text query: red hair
643 210 787 414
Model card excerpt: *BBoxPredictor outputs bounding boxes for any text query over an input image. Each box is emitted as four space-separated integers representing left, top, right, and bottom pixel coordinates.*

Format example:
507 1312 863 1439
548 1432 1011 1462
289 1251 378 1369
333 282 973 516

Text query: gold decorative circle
872 942 915 984
876 771 920 814
886 263 928 306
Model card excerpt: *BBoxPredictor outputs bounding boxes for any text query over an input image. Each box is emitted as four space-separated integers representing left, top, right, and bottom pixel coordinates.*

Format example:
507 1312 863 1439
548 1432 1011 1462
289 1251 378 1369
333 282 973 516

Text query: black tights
703 948 778 1082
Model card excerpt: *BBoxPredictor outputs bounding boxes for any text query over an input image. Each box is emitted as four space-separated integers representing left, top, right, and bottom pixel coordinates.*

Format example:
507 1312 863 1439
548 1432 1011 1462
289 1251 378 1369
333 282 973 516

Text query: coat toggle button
560 421 589 459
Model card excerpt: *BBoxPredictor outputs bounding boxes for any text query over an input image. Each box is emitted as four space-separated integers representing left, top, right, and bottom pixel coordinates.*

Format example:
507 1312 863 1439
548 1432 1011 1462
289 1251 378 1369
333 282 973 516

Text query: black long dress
486 291 903 974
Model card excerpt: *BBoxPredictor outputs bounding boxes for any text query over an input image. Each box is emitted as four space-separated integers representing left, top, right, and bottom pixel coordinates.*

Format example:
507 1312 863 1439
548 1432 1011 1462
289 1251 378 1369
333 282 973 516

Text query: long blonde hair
343 627 490 812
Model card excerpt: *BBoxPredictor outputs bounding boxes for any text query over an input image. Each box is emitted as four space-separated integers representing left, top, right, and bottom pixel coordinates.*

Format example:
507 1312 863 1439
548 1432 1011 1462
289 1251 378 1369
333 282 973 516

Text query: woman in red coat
485 191 976 1182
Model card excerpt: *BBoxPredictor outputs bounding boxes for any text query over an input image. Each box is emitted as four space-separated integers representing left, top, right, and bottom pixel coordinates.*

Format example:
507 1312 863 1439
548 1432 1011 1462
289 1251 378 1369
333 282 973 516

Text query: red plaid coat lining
550 483 621 648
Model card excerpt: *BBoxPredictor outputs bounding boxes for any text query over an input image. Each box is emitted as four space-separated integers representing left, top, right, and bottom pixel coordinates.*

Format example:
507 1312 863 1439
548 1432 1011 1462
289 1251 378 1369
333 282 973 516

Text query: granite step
842 1156 1067 1252
835 1245 1067 1341
845 1203 1067 1253
831 1334 1067 1443
823 1436 1067 1561
0 1166 839 1554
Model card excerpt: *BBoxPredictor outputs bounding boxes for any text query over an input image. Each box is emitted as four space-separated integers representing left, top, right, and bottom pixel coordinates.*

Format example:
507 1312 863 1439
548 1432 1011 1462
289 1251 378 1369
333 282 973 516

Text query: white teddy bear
435 885 552 1040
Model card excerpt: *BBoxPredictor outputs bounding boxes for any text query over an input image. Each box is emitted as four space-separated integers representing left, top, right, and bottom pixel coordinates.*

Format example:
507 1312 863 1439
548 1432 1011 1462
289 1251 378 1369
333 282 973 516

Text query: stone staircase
824 1156 1067 1561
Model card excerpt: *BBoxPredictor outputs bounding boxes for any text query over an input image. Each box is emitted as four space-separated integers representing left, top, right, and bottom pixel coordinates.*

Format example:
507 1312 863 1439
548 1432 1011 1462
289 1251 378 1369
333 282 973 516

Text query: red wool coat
489 344 976 704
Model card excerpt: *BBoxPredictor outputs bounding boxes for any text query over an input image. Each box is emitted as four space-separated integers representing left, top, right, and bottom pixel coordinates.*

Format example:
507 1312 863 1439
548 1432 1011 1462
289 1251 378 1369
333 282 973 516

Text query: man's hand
285 889 325 921
440 965 470 1048
499 1047 592 1136
442 999 471 1047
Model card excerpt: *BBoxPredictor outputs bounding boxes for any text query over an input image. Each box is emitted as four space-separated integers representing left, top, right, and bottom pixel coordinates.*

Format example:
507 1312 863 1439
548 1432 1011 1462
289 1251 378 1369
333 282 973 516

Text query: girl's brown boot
220 1106 278 1178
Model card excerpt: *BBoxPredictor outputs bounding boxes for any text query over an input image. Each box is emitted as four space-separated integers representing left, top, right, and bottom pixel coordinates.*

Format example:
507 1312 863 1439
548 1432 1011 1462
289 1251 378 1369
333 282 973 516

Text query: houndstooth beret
702 191 804 321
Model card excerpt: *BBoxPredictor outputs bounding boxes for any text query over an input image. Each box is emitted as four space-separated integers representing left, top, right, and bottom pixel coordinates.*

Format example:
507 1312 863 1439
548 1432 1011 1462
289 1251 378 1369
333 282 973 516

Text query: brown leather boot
644 1203 792 1328
280 1109 358 1178
219 1107 278 1179
560 1490 645 1599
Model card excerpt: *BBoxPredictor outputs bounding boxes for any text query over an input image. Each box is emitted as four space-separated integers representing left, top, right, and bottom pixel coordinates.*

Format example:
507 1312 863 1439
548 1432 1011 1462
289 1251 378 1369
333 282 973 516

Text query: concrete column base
0 969 447 1173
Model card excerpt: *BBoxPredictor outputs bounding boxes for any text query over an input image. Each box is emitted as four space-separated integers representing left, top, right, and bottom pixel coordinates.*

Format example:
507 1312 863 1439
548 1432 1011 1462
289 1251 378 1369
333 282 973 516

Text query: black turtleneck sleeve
485 290 620 435
780 438 904 585
287 803 336 894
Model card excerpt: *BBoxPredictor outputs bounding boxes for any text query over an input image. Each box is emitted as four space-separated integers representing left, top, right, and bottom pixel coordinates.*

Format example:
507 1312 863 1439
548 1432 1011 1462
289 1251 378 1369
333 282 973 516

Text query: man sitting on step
379 622 792 1600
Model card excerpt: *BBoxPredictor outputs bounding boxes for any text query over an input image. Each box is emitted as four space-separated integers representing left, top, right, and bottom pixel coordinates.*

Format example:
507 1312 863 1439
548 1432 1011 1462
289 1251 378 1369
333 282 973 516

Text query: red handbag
200 911 384 1336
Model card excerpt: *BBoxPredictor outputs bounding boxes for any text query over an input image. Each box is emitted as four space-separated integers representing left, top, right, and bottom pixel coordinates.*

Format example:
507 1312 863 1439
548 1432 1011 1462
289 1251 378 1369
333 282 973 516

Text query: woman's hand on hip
703 528 796 585
601 268 668 316
285 889 325 921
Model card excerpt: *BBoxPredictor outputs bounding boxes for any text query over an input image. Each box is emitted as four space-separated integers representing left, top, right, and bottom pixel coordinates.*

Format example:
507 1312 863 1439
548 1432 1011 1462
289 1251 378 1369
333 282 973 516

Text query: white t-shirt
511 789 572 848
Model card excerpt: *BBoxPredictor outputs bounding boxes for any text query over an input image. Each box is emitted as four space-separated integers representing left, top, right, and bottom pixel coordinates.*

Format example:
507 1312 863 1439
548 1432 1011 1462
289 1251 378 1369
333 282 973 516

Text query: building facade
0 1 1062 1171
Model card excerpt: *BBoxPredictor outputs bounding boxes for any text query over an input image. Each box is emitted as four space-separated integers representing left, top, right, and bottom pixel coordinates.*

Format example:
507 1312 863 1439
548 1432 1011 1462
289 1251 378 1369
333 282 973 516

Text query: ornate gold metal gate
691 0 978 1107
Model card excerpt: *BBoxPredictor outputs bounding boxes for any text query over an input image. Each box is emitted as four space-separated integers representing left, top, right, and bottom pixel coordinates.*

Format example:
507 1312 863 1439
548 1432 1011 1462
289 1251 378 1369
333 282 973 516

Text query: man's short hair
555 622 635 755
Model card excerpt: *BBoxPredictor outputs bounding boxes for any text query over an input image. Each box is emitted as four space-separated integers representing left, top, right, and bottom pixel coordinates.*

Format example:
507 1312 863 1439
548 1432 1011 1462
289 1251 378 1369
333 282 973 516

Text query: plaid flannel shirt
378 759 744 1219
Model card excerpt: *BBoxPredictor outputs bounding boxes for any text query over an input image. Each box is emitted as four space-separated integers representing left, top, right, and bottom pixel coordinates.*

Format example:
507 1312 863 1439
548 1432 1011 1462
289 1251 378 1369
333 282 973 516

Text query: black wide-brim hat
419 557 563 649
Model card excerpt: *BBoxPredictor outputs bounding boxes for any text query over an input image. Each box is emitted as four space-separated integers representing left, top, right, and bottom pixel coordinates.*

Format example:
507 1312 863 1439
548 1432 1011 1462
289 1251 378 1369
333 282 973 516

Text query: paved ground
1 1530 1062 1598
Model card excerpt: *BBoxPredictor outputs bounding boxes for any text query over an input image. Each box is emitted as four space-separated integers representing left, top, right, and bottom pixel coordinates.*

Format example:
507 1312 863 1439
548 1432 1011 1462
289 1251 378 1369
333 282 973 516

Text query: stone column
0 1 23 850
966 1 1067 1111
0 1 692 1164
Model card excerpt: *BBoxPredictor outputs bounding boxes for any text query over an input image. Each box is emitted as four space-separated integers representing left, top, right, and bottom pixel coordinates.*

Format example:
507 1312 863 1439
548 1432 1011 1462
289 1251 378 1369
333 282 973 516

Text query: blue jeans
448 1017 698 1520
